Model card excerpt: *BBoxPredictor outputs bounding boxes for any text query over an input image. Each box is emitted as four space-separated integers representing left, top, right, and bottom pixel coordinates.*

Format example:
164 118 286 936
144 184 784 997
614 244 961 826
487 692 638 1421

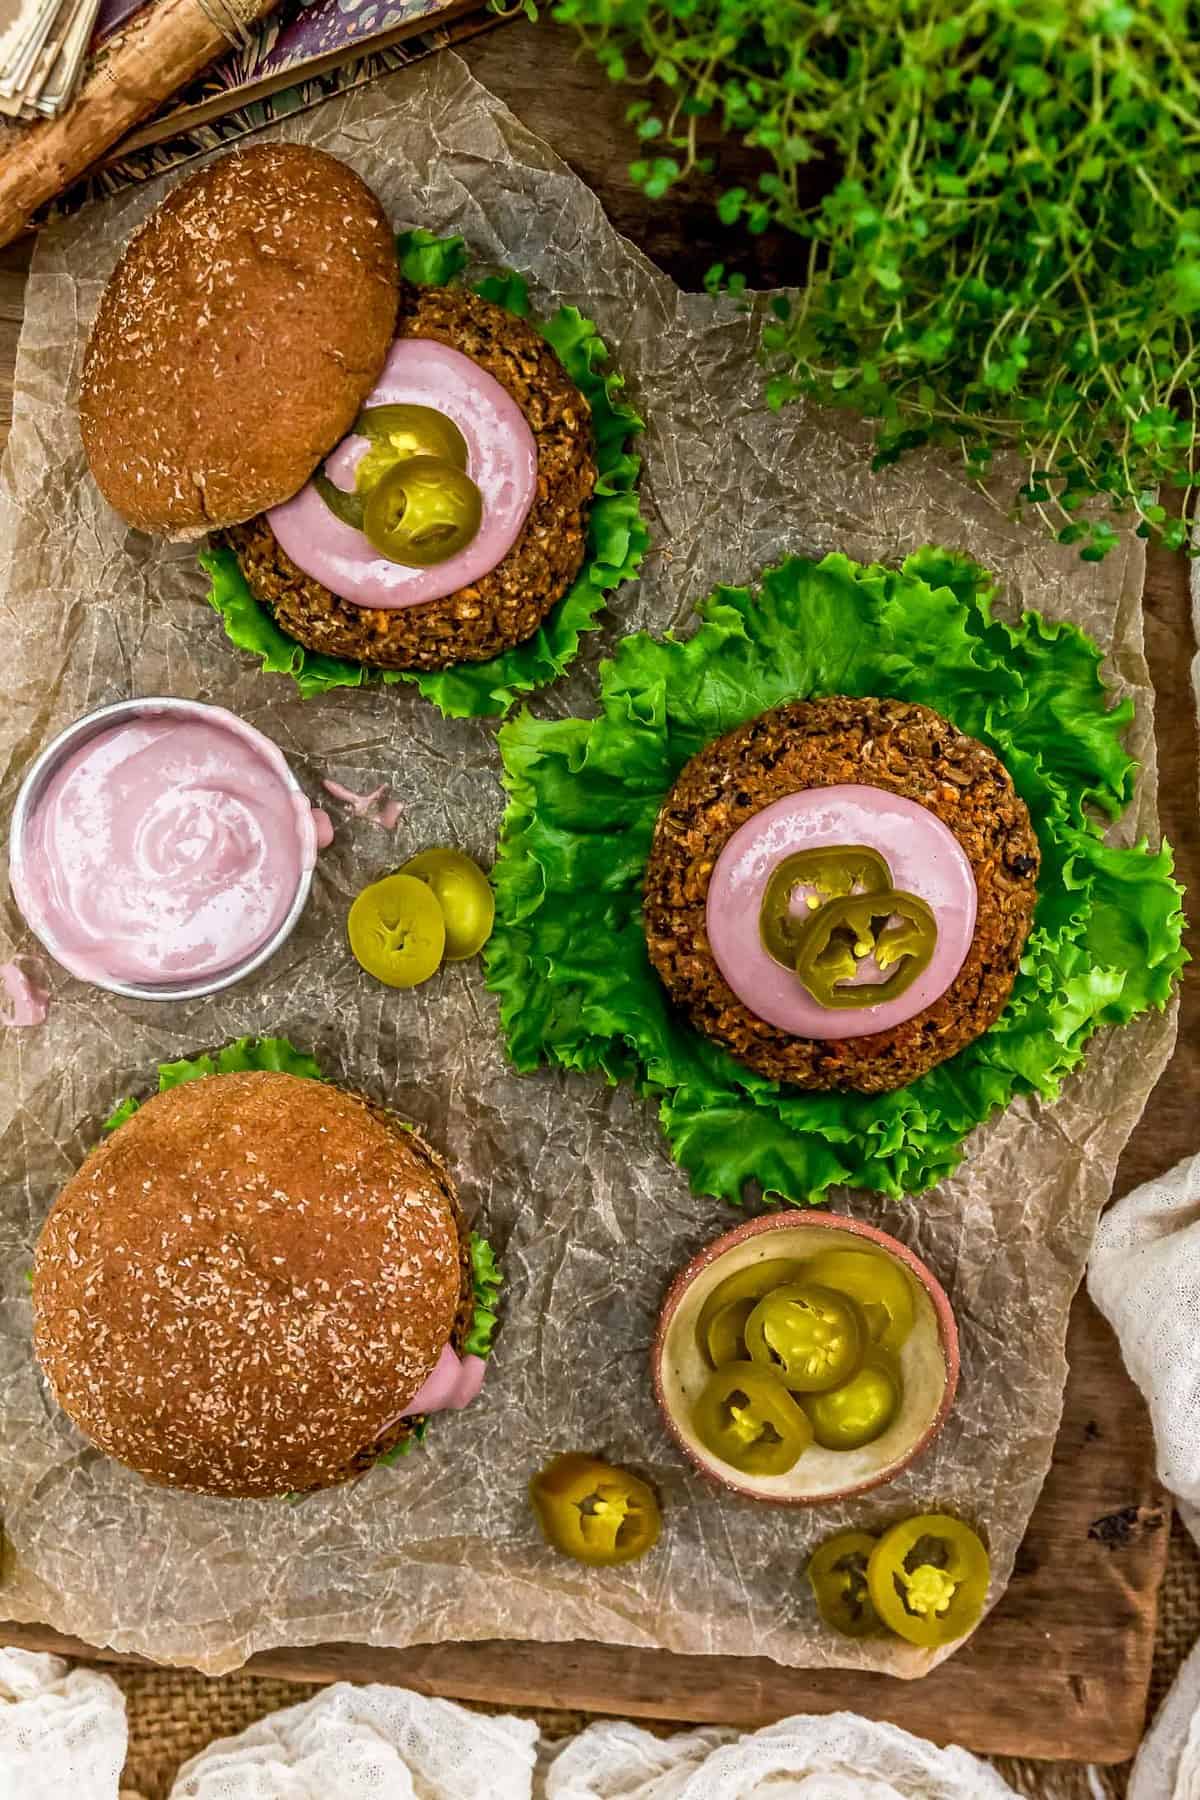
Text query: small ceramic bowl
9 697 318 1002
653 1211 958 1506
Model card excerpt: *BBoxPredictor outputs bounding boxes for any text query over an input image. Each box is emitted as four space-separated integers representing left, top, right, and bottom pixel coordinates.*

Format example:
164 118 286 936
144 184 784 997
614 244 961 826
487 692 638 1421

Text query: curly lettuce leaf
374 1418 429 1467
199 546 393 702
485 550 1186 1205
397 228 468 287
101 1096 140 1132
103 1035 322 1129
374 1237 502 1463
465 1232 504 1358
204 231 647 718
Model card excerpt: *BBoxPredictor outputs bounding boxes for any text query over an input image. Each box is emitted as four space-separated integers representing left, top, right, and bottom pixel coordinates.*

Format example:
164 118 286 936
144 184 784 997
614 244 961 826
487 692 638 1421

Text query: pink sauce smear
267 338 538 611
321 778 403 831
400 1343 487 1418
0 959 49 1027
12 707 318 988
705 784 978 1040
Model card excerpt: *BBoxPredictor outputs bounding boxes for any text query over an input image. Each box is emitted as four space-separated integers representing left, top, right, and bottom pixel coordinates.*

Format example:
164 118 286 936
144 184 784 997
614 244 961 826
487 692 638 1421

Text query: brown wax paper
0 51 1178 1679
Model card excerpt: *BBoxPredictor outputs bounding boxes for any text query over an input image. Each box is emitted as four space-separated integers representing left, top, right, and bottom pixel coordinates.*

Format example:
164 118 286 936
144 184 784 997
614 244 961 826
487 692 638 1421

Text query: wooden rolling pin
0 0 279 250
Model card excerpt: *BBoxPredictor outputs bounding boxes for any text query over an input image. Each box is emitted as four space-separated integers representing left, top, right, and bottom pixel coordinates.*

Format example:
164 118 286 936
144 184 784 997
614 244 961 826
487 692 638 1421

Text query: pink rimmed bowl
653 1211 959 1506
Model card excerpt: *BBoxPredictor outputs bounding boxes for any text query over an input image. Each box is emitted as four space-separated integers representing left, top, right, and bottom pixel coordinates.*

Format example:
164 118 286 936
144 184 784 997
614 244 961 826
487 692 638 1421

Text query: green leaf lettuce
485 549 1186 1205
203 229 647 718
102 1035 321 1128
465 1232 504 1358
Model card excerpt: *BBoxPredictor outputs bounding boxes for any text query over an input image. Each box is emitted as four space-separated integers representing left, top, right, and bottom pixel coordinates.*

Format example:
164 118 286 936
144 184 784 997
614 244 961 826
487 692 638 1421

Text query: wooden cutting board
0 1291 1172 1763
0 22 1196 1766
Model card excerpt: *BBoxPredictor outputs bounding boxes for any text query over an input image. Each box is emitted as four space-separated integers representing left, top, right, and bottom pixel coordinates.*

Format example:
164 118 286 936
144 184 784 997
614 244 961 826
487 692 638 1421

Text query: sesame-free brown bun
79 144 400 539
31 1071 468 1498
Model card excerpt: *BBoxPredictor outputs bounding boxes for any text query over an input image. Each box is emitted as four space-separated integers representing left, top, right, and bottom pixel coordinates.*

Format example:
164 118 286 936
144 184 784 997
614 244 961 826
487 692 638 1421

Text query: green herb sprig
509 0 1200 557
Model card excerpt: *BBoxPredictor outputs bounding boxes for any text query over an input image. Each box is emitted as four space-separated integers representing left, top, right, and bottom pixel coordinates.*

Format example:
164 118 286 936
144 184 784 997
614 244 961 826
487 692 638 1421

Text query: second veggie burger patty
224 284 598 672
643 696 1040 1093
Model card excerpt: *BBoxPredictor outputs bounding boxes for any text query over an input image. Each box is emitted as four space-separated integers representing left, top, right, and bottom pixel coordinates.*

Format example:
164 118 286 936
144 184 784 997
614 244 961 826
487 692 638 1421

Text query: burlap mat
94 1514 1200 1799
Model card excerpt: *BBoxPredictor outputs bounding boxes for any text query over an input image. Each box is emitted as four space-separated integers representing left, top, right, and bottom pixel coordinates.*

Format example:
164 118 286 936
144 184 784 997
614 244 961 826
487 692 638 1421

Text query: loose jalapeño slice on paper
808 1530 881 1638
530 1453 661 1566
866 1514 991 1647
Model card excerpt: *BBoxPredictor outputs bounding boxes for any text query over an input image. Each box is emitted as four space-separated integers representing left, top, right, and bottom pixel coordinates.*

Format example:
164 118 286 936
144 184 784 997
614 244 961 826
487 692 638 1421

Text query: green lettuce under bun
202 230 648 719
103 1035 503 1467
485 548 1186 1206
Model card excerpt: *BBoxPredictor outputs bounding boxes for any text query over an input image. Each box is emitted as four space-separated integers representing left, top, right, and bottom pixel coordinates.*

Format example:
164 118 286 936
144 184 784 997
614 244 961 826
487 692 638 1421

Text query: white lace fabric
541 1716 1017 1799
1089 1150 1200 1796
0 1661 1015 1798
0 1648 128 1799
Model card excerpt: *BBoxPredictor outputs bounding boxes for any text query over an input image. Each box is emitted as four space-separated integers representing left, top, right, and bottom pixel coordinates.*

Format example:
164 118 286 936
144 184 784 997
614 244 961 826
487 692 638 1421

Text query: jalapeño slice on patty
314 404 475 551
760 845 893 969
790 889 938 1009
364 457 483 566
358 403 470 471
314 472 365 532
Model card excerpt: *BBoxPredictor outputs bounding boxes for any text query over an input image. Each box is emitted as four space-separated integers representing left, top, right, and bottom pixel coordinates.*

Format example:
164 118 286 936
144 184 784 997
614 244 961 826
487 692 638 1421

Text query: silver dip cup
8 696 318 1001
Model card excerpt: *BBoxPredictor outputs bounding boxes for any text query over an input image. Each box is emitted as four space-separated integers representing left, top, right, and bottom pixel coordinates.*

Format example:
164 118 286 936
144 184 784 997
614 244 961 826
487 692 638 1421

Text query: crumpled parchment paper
0 51 1177 1678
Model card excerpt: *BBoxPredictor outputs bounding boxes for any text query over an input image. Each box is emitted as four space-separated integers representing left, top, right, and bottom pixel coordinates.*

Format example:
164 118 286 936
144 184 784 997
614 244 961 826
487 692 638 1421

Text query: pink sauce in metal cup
10 703 318 993
705 784 978 1040
267 338 538 611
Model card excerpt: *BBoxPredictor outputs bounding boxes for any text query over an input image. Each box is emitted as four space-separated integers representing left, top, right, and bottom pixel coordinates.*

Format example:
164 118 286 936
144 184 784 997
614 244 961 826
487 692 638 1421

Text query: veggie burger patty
642 696 1040 1093
224 284 599 672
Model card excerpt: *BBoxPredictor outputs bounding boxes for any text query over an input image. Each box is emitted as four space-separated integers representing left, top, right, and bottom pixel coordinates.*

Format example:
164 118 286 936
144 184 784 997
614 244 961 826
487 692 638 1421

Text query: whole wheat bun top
32 1070 463 1498
79 143 400 539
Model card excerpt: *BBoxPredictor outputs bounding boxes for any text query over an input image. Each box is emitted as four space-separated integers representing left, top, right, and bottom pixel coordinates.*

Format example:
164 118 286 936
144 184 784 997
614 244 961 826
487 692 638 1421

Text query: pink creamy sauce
706 784 978 1040
399 1343 487 1418
267 338 538 611
0 959 49 1027
322 778 403 831
12 709 318 987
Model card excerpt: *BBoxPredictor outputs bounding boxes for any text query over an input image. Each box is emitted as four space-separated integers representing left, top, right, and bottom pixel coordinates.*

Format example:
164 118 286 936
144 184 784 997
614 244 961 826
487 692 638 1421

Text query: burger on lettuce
31 1042 501 1499
78 143 645 716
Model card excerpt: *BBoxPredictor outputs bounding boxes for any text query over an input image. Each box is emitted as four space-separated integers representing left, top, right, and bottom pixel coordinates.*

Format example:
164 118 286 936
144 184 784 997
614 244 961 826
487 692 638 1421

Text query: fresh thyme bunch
527 0 1200 557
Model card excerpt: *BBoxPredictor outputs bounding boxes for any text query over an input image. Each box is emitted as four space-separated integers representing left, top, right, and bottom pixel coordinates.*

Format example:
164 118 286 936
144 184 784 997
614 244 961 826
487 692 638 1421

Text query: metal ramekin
8 697 317 1002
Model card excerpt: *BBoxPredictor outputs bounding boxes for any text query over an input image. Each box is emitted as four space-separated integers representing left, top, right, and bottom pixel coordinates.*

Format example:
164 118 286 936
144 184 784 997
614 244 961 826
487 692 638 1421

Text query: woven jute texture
102 1516 1200 1800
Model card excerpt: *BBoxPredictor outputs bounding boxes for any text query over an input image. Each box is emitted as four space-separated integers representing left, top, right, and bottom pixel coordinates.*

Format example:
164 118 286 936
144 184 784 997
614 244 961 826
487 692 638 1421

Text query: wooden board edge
0 1296 1169 1766
0 1566 1164 1766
